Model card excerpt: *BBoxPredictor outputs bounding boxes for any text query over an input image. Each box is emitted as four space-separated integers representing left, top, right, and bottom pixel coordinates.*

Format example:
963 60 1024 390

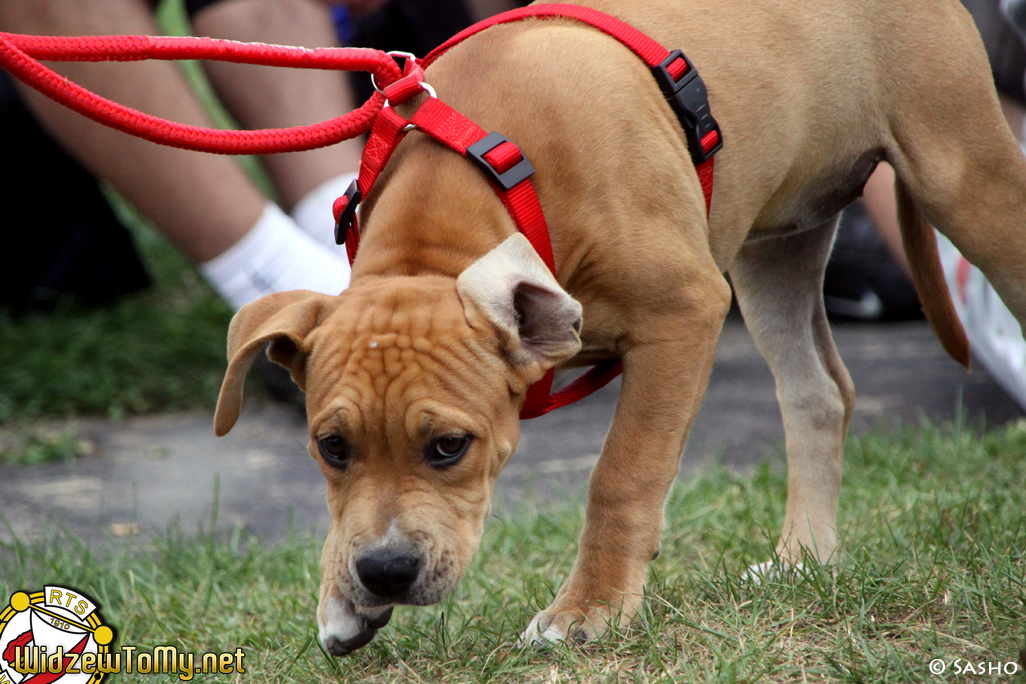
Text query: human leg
0 0 351 307
0 0 263 263
190 0 364 211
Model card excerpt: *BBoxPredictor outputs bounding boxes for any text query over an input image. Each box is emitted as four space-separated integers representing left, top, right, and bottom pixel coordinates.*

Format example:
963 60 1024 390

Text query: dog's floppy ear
456 234 582 380
214 290 337 436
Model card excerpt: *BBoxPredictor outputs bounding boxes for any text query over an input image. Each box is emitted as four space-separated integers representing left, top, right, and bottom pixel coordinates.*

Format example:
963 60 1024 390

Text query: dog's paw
742 560 805 585
516 607 608 647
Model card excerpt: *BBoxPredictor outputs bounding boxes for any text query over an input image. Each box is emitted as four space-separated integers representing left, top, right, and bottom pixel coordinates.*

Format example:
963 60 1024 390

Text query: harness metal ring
372 49 436 106
371 50 421 93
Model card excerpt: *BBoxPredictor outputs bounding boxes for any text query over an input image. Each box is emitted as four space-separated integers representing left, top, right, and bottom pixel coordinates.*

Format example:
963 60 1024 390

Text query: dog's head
214 234 582 655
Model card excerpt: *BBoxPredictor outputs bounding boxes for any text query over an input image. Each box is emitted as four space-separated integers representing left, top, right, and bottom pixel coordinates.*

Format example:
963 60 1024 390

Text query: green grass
0 184 258 465
0 205 235 424
3 420 1024 682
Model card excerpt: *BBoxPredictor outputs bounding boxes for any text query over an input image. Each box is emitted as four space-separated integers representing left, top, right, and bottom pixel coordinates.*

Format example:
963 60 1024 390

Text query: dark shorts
183 0 224 18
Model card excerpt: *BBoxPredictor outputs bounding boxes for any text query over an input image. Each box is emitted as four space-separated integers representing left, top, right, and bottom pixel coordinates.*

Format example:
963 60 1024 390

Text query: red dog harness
332 4 722 418
0 4 720 420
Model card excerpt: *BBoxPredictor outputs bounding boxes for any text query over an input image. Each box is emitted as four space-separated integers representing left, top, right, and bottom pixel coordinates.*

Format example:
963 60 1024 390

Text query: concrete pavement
1 313 1020 543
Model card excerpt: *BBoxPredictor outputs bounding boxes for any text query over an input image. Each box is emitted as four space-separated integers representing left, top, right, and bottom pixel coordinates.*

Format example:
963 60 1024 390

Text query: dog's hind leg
882 0 1026 331
890 131 1026 330
729 218 855 568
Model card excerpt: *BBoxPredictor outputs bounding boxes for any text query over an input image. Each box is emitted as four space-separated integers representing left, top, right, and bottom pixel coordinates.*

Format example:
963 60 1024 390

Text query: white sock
200 202 351 310
290 172 359 251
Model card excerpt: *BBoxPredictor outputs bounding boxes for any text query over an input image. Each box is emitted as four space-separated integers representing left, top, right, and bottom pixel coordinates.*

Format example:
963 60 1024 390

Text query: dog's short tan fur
214 0 1026 651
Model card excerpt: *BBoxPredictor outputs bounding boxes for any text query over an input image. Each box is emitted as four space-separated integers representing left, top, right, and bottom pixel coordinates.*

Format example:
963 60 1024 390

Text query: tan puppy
213 0 1026 654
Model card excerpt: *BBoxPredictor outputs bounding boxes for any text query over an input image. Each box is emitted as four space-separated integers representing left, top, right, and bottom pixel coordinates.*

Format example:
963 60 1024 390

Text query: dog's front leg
522 263 731 644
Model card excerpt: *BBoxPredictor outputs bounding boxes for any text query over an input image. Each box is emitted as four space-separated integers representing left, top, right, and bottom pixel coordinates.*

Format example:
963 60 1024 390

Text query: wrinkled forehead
323 278 471 341
302 279 502 427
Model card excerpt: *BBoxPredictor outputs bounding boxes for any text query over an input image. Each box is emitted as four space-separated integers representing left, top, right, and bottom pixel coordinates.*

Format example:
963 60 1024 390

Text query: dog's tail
895 177 971 369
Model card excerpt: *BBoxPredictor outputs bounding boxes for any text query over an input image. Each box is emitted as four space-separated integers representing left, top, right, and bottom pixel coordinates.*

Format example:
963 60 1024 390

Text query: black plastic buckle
651 49 723 166
465 132 535 191
334 180 362 245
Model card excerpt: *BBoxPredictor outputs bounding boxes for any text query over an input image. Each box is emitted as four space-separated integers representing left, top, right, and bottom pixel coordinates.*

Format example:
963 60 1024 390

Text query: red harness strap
411 99 555 272
422 4 723 213
333 5 722 419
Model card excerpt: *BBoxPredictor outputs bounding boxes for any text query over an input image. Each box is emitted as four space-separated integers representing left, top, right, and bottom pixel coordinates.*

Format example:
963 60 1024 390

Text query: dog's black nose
355 550 420 599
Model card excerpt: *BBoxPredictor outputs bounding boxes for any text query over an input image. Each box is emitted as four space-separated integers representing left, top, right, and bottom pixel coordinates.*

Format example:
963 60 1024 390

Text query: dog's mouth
317 482 492 655
318 570 460 658
321 606 394 657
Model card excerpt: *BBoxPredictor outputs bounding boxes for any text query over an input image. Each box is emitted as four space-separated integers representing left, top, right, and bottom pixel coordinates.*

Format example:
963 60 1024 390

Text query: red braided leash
0 32 403 154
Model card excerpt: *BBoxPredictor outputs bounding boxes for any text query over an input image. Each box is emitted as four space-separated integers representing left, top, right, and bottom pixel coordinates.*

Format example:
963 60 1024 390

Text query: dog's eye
427 435 471 468
318 435 350 468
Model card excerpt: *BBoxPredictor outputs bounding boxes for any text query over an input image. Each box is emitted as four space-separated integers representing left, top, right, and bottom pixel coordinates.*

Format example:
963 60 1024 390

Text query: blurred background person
0 0 488 315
